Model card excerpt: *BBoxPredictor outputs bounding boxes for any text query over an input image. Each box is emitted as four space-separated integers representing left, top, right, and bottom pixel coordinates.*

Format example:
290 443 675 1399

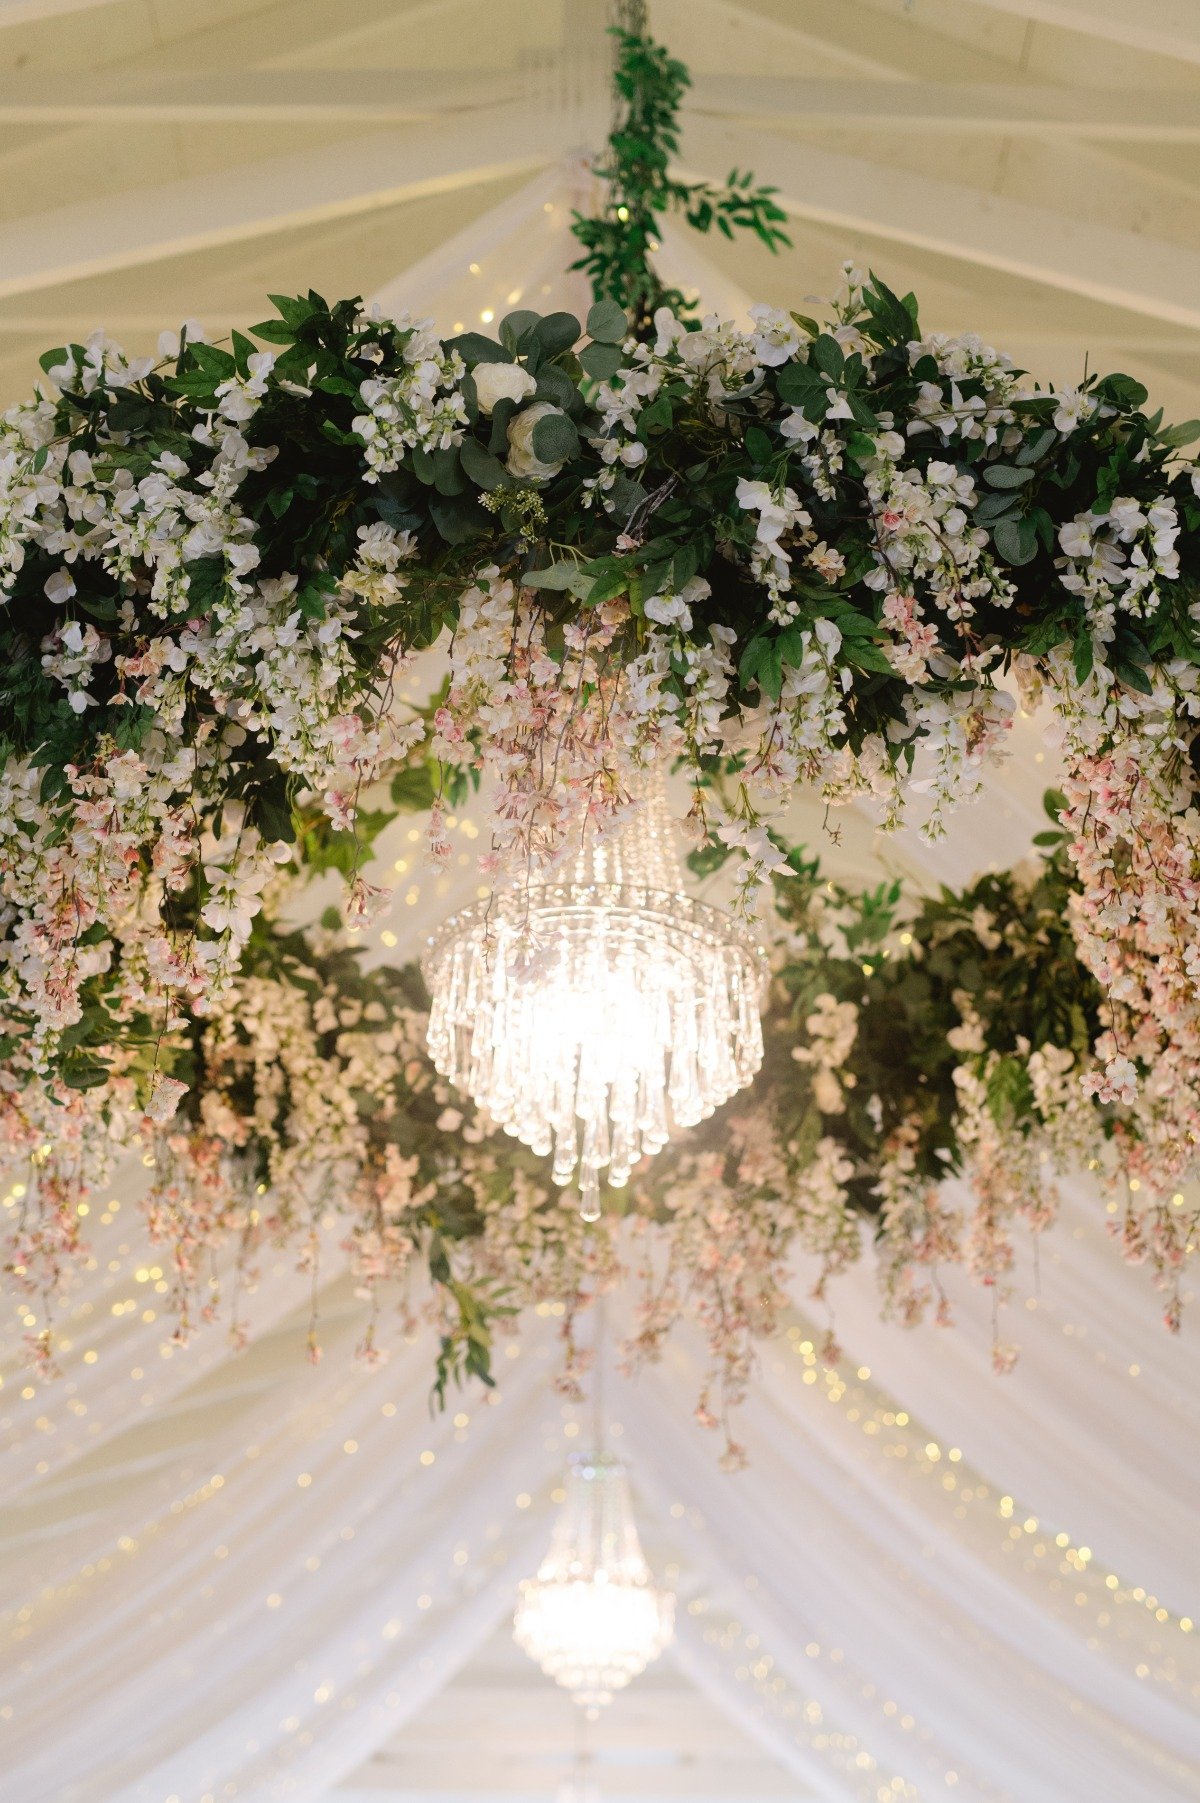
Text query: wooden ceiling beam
960 0 1200 65
690 77 1200 142
0 72 1196 140
683 118 1200 331
0 109 561 298
0 68 514 123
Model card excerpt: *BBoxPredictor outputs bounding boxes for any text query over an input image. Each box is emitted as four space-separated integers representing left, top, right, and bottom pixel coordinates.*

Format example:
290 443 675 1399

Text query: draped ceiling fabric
2 169 1198 1803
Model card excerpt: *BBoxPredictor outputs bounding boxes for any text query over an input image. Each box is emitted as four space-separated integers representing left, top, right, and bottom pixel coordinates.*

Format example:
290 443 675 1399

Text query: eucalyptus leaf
532 311 582 358
1156 419 1200 450
982 464 1034 490
444 331 510 367
530 410 580 465
586 299 627 344
459 436 508 491
499 310 540 354
534 365 578 412
523 561 585 591
993 517 1037 565
578 341 624 381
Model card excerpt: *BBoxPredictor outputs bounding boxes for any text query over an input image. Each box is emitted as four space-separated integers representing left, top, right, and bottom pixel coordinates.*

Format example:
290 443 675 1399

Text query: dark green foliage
570 26 790 331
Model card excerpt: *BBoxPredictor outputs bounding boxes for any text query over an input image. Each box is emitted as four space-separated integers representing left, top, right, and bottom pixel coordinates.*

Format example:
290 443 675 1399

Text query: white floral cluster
352 315 467 479
790 990 858 1114
906 331 1019 443
1058 494 1181 628
0 320 436 1091
432 566 741 877
572 298 1049 876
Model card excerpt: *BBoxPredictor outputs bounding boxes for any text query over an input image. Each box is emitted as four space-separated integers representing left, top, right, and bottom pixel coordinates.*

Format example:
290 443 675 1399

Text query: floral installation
6 788 1190 1462
4 18 1200 1453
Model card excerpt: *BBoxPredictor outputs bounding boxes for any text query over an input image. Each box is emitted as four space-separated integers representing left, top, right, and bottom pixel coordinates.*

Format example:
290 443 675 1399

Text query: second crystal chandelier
423 774 768 1216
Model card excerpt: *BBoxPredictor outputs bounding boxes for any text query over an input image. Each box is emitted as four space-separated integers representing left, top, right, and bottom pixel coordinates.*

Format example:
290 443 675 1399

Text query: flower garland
7 790 1189 1462
3 271 1200 1129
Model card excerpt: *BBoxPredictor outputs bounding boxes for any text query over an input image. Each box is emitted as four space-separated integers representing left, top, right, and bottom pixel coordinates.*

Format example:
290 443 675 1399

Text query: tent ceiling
0 0 1196 415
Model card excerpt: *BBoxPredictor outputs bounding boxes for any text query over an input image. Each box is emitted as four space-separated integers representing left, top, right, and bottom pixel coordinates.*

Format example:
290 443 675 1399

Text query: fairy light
779 1322 1198 1657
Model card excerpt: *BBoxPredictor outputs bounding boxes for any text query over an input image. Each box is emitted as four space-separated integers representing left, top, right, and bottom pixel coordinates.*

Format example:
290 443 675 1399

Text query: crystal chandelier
422 772 767 1216
513 1450 675 1711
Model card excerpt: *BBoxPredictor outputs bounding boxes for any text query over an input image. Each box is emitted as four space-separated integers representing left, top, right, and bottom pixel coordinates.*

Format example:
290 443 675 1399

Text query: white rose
472 360 536 416
506 401 568 483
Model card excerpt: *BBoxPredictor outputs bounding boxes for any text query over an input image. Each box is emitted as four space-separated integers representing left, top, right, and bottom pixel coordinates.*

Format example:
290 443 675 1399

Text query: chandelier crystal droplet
513 1451 675 1710
422 772 767 1215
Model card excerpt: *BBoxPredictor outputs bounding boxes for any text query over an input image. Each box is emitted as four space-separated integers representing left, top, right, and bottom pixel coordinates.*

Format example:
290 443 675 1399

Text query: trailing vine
570 15 791 331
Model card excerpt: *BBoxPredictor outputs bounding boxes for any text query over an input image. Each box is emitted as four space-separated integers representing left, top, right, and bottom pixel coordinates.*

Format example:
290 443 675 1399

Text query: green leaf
430 446 466 495
740 633 783 701
982 464 1034 490
578 341 624 381
61 1060 111 1091
390 764 436 811
811 334 844 381
776 362 825 406
1097 372 1148 411
993 517 1038 565
487 397 517 455
587 298 628 344
1114 659 1154 696
534 365 578 412
635 393 672 440
267 293 316 330
445 331 509 367
430 493 489 545
843 639 895 676
253 774 296 844
847 393 879 430
1072 636 1094 684
744 425 773 465
499 310 540 354
580 555 631 607
974 491 1021 523
38 346 69 376
230 328 257 374
459 436 508 491
1015 427 1056 467
1156 419 1200 450
530 411 580 465
523 560 586 592
250 318 297 345
687 842 732 877
532 311 581 358
672 541 699 589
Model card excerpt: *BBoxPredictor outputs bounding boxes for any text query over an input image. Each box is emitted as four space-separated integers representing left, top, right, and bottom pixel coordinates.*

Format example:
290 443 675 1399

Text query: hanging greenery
569 19 791 329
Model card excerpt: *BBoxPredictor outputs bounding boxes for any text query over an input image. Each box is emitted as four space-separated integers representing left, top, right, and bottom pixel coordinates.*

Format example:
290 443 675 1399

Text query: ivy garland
570 19 791 330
